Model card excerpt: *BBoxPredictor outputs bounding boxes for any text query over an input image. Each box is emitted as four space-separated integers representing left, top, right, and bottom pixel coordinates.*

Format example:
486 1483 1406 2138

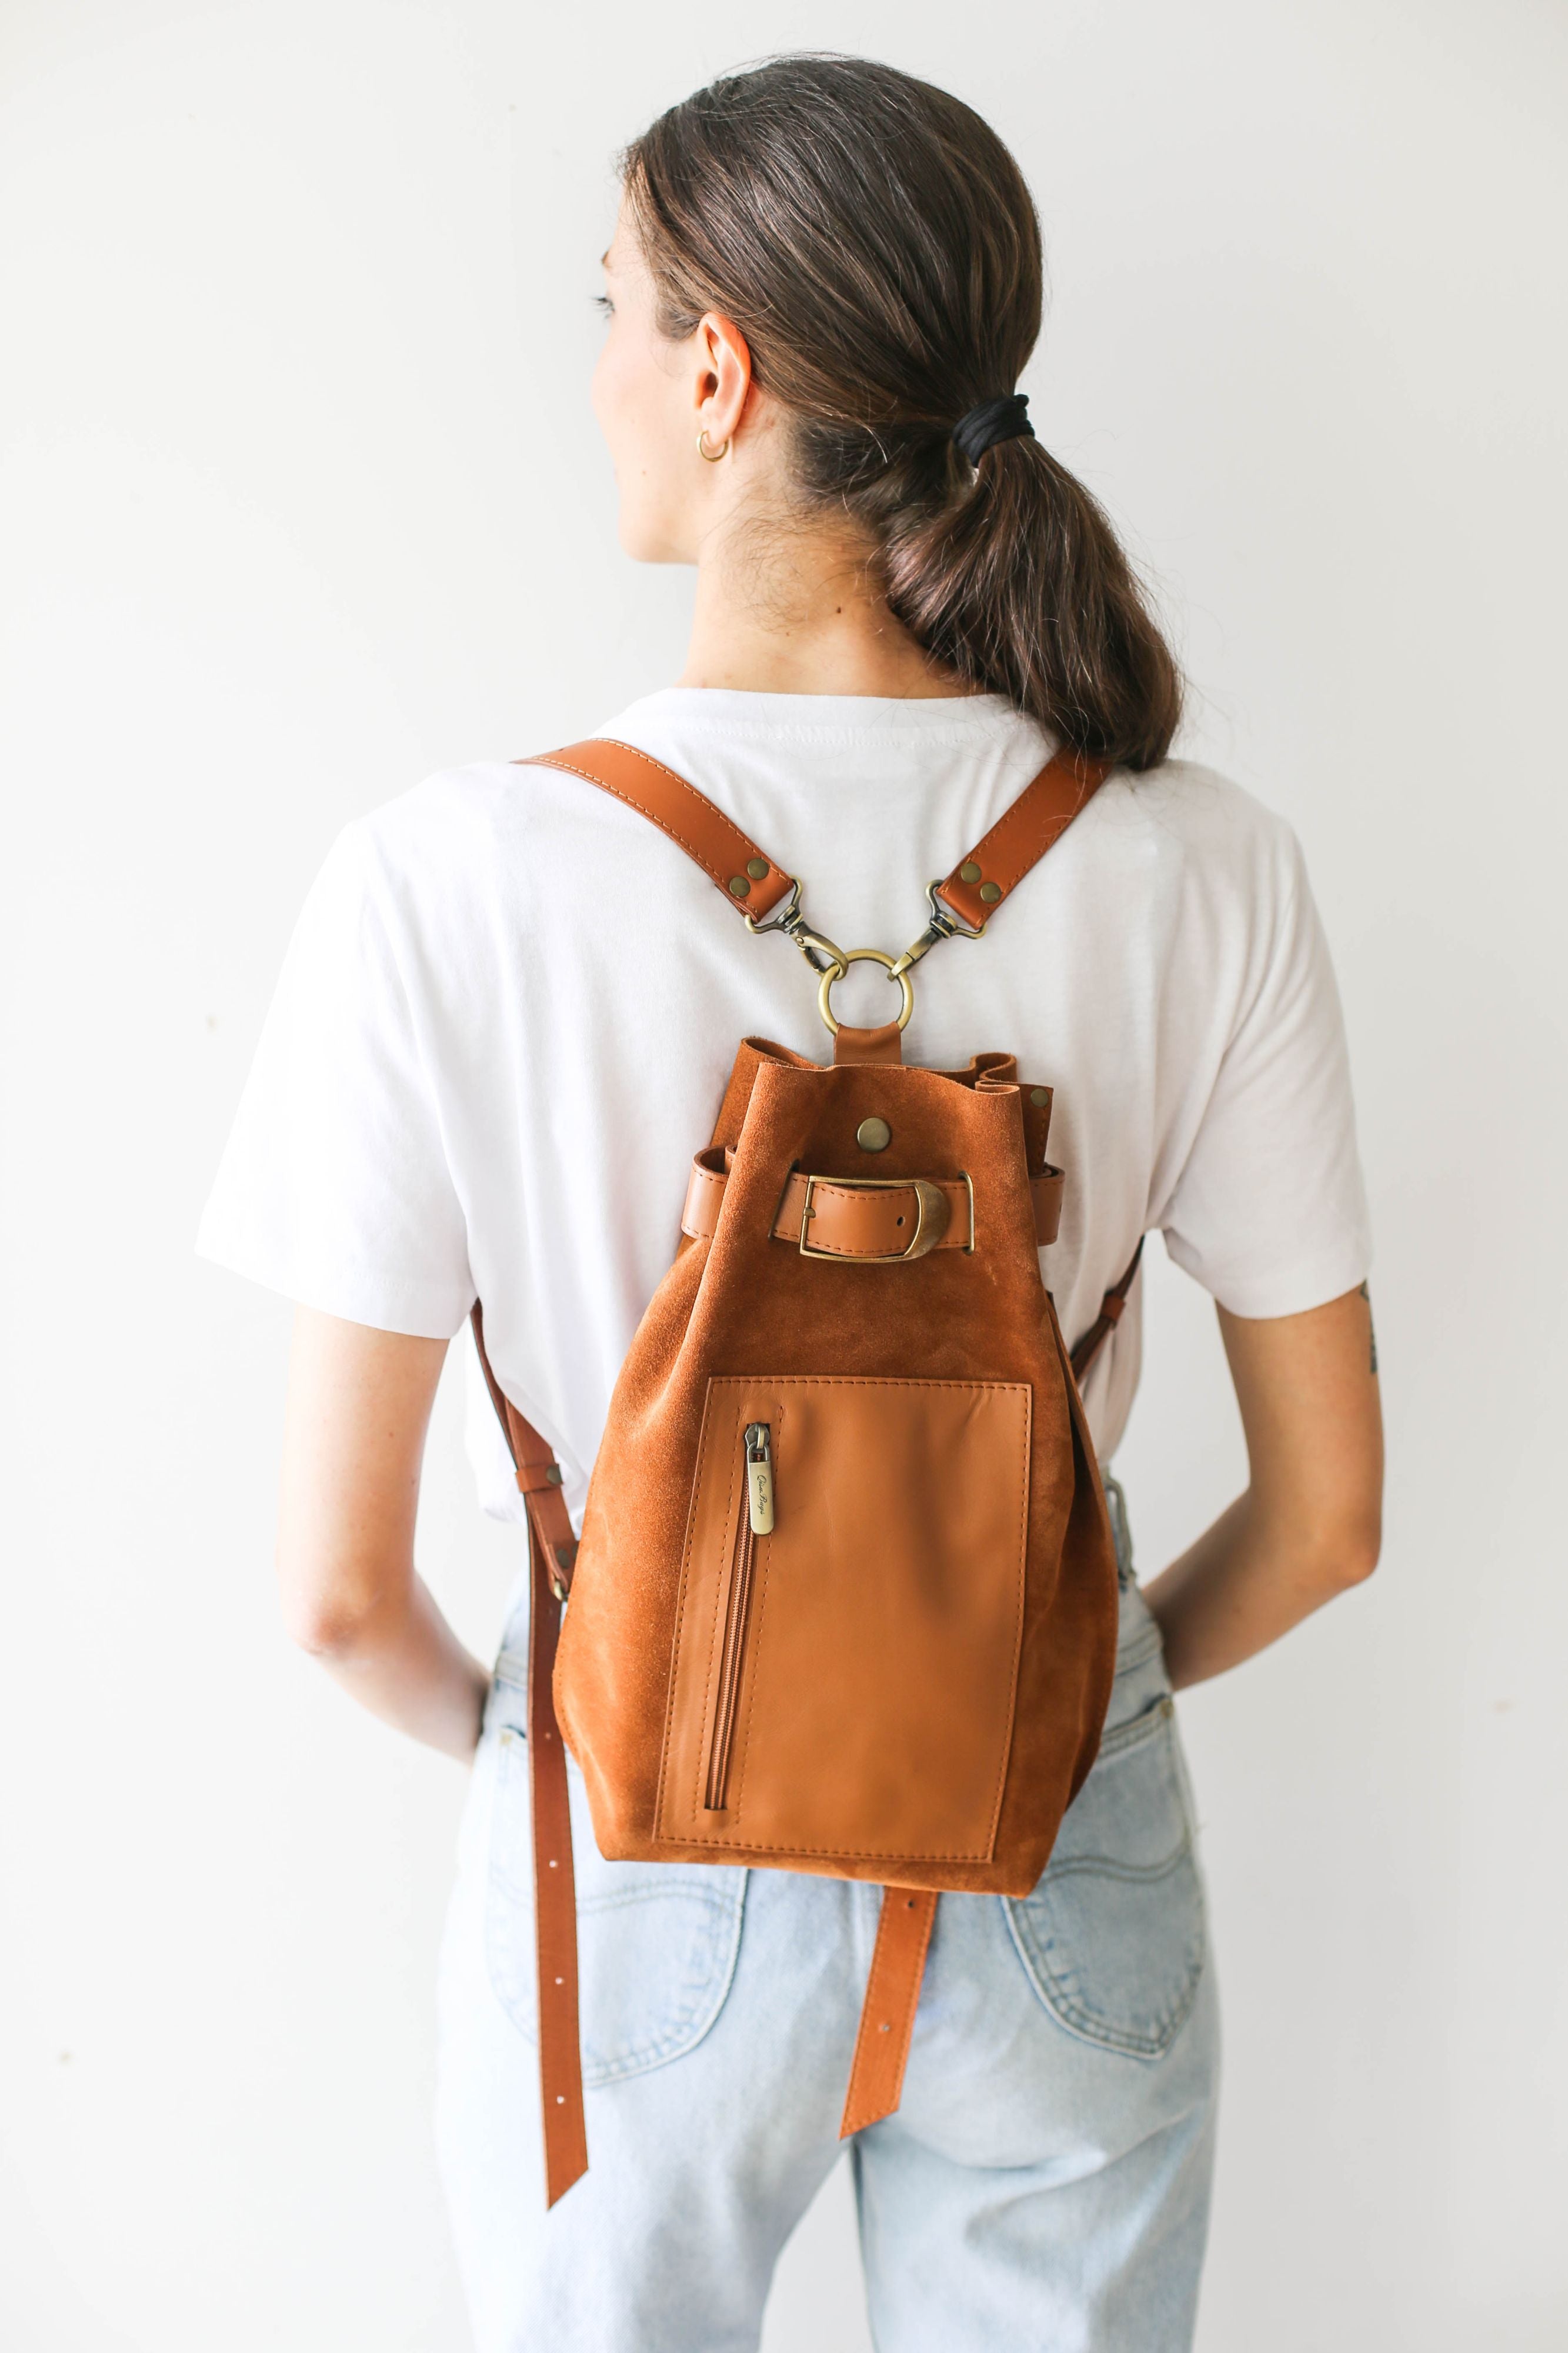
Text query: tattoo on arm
1358 1281 1378 1376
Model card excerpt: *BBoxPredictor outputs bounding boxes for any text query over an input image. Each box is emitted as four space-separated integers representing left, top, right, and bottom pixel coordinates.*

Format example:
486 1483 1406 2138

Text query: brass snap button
1030 1087 1050 1107
958 861 982 884
856 1116 892 1152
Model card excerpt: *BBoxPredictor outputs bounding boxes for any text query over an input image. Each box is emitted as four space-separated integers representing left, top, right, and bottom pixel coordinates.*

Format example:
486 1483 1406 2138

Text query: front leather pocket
655 1375 1031 1864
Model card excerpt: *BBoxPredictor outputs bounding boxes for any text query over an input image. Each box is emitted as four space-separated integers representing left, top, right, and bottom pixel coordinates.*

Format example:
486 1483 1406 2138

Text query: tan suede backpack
472 738 1142 2204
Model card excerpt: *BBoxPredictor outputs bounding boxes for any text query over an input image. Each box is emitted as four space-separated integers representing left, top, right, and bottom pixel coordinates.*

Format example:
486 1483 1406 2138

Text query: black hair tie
951 392 1035 466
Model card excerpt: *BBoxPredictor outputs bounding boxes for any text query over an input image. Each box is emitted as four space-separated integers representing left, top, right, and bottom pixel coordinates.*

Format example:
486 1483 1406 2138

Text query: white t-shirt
198 689 1371 1525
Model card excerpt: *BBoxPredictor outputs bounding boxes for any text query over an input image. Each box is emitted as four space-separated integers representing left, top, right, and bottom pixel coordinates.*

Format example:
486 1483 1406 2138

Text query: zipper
745 1419 774 1535
705 1422 772 1812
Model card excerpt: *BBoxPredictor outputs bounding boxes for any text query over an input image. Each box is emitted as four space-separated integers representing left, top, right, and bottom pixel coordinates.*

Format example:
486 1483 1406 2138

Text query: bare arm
1142 1284 1383 1689
276 1307 488 1761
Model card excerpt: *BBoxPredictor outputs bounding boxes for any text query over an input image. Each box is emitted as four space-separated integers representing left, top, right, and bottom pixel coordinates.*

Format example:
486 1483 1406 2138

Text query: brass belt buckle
798 1173 955 1263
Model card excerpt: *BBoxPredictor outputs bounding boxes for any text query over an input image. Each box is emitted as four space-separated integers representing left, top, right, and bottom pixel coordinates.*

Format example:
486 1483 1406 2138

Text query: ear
693 310 754 448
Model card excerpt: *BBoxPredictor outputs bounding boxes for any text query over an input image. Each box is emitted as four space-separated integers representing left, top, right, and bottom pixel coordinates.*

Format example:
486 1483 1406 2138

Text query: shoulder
1098 756 1300 864
346 745 666 879
346 758 538 878
331 755 605 932
1088 756 1309 927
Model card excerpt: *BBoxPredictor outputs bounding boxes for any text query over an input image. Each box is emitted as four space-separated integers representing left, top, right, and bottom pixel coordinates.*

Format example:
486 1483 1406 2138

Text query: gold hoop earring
696 428 730 463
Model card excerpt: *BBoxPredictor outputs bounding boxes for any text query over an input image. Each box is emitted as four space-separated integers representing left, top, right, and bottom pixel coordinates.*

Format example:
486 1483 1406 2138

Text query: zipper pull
744 1422 774 1535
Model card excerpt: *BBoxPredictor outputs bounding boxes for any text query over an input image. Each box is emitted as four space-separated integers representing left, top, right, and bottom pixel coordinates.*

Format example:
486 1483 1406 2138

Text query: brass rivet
856 1116 892 1152
979 880 1002 904
745 856 769 881
959 861 982 884
1030 1086 1050 1108
728 875 750 898
545 1464 563 1485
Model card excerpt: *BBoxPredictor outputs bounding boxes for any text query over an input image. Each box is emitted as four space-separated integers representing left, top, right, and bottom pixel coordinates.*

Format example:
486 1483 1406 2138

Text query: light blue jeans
435 1480 1219 2350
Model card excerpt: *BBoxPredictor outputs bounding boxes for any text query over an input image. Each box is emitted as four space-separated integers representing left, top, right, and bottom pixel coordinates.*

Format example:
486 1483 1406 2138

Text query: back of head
623 54 1182 771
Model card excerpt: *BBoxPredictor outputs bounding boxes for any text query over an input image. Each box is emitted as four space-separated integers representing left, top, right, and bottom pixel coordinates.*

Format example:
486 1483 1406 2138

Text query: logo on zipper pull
745 1422 774 1535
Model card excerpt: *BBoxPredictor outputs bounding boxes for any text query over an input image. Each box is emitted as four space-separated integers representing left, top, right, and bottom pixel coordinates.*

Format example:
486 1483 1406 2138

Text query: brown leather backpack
472 738 1142 2204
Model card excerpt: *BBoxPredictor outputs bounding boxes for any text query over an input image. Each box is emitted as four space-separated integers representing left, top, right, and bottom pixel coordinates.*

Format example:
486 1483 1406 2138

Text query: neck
677 515 973 701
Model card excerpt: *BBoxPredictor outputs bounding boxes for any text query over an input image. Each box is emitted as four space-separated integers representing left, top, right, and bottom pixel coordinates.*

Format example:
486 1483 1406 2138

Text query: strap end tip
544 2149 589 2207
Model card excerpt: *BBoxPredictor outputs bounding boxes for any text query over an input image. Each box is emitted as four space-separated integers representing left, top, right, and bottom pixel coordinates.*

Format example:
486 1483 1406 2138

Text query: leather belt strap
470 1308 588 2207
839 1887 939 2139
680 1149 1066 1255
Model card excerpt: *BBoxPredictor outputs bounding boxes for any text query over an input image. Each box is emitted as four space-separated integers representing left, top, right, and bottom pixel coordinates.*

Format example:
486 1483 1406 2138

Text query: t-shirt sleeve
1159 826 1372 1319
196 822 474 1338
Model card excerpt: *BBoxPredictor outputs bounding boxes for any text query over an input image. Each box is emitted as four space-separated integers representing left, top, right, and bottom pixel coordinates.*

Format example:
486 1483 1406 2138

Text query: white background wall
2 2 1564 2345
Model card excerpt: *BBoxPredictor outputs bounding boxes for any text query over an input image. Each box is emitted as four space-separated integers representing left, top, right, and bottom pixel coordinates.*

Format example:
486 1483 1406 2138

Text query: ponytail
884 435 1182 771
626 56 1182 772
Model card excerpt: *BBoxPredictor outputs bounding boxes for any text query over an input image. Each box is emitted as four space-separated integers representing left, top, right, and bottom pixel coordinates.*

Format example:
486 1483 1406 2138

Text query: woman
199 55 1382 2352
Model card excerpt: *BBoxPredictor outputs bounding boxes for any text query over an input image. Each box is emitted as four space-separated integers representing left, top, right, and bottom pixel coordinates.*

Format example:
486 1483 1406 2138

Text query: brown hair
623 55 1181 771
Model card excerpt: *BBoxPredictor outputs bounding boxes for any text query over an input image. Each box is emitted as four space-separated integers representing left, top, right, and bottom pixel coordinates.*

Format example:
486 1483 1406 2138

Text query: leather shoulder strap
522 739 796 920
1069 1238 1145 1387
519 736 1114 936
935 748 1114 933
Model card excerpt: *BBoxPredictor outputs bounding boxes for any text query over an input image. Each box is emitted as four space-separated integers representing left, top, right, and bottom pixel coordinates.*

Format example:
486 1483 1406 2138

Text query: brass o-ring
817 946 915 1035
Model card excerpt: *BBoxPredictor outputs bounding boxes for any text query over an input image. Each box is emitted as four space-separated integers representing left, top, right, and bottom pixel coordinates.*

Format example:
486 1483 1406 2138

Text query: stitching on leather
576 738 747 805
963 756 1095 871
653 1382 727 1839
683 1161 725 1239
672 1834 991 1861
705 1375 1031 1395
541 756 736 882
529 748 779 896
802 1182 955 1248
778 1176 973 1255
669 1376 1031 1858
725 1399 782 1828
979 1385 1030 1858
690 1396 747 1822
943 752 1105 901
